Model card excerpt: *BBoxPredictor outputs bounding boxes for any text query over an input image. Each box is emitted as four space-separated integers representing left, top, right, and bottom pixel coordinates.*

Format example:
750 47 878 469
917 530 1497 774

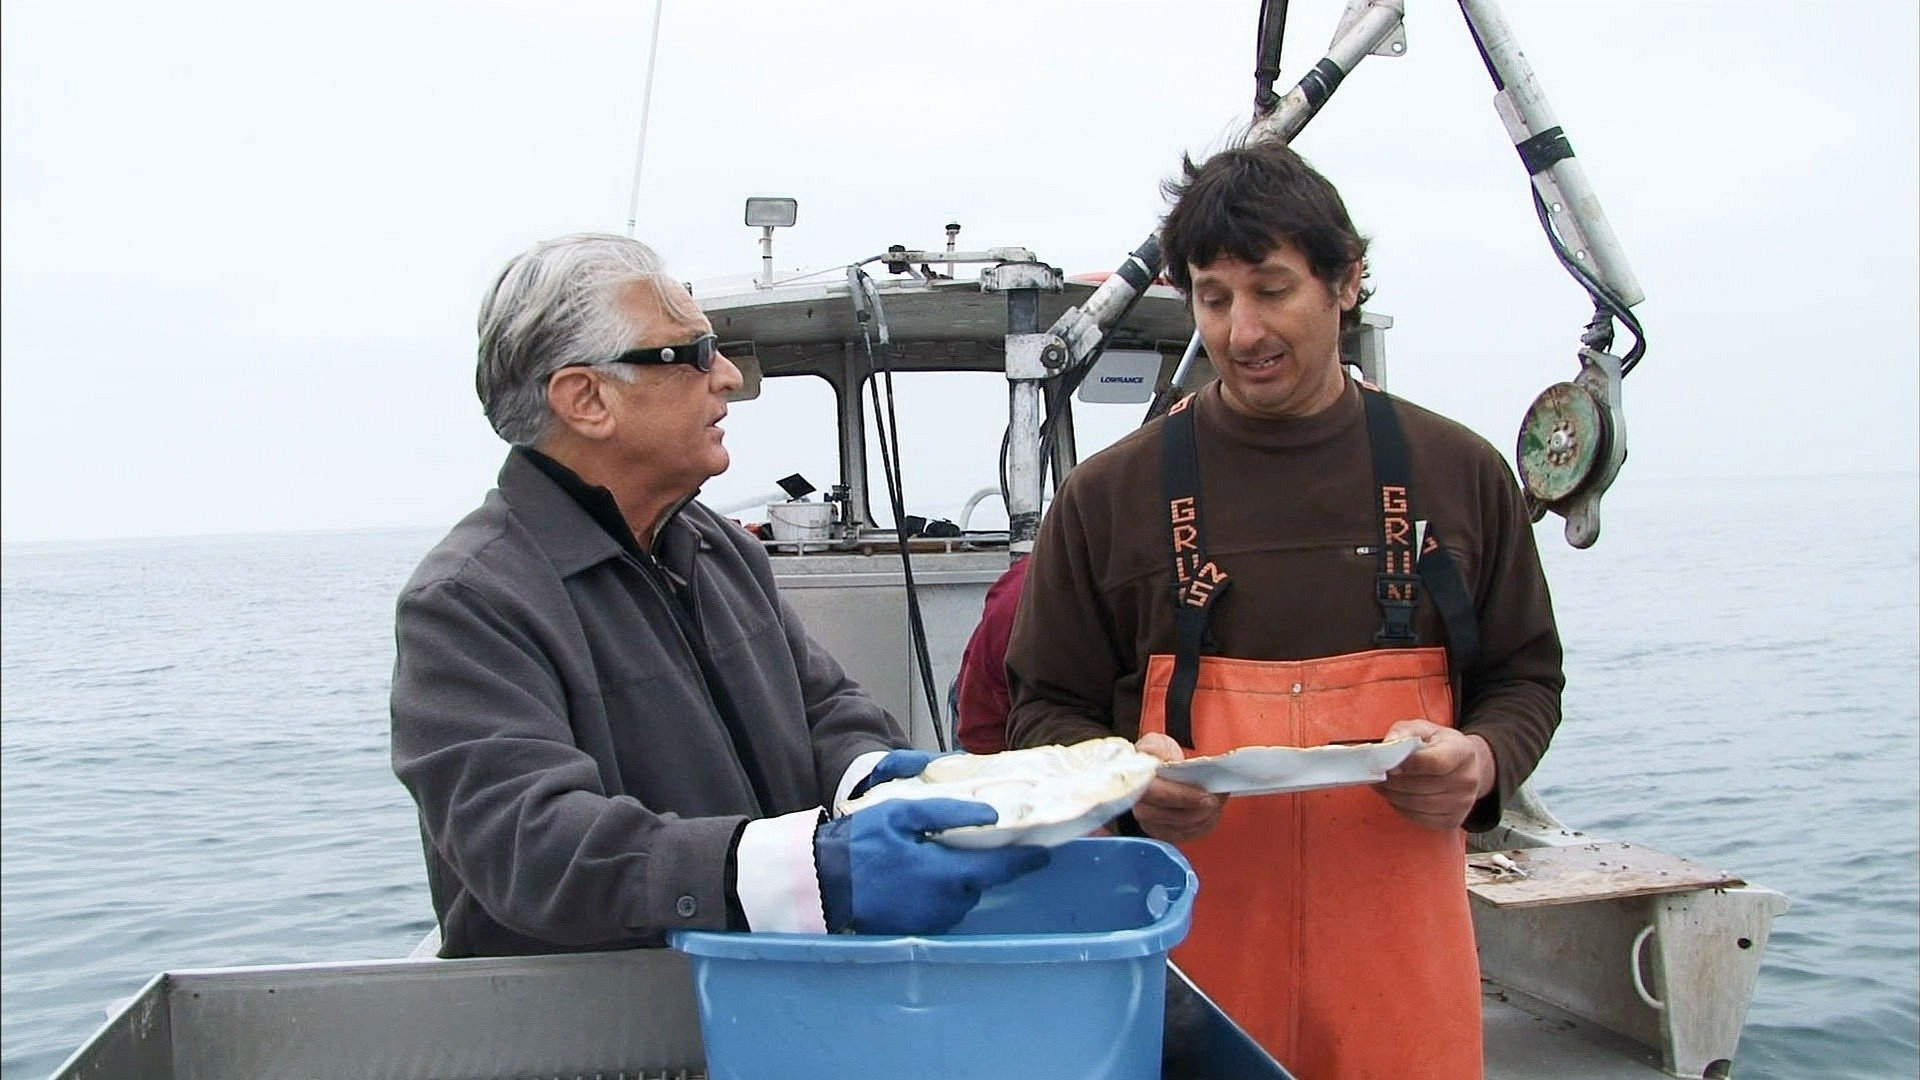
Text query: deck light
745 197 798 288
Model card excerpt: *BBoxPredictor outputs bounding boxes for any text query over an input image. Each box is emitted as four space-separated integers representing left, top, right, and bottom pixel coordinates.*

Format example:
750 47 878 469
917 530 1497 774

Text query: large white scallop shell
837 737 1161 848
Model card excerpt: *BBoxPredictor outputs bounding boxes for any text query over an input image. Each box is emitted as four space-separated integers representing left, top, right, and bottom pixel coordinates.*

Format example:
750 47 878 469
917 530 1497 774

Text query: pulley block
1515 348 1627 549
1516 380 1611 505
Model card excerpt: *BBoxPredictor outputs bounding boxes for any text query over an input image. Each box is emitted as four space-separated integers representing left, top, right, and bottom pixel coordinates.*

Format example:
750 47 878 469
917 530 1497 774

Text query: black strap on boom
1159 396 1230 749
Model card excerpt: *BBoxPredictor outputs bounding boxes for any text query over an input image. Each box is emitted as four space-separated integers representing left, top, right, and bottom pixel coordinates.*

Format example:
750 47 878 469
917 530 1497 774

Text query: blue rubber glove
846 748 944 801
815 798 1051 935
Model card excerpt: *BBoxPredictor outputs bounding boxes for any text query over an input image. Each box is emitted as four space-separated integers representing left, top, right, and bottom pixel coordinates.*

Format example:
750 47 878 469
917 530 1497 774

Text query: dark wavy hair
1159 140 1372 330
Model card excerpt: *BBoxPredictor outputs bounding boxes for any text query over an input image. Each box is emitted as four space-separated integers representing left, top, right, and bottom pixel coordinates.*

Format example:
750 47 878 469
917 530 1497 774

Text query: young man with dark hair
1005 141 1564 1078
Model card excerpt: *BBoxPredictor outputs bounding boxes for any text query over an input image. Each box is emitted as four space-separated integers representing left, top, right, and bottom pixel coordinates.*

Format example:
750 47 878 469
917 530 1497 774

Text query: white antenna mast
624 0 666 237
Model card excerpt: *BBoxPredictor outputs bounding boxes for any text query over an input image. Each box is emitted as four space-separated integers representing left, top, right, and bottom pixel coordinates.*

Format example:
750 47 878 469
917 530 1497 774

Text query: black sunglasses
600 333 721 373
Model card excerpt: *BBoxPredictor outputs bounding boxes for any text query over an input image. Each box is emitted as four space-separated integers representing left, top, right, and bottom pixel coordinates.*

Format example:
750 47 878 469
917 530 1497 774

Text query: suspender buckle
1373 573 1421 646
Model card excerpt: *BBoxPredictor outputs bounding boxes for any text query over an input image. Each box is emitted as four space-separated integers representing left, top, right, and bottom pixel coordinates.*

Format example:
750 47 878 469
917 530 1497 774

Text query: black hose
1529 186 1646 374
1254 0 1291 115
849 269 949 749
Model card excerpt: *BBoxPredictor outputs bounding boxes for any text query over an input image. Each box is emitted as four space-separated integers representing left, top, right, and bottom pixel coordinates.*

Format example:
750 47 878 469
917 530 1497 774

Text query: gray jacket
391 451 902 956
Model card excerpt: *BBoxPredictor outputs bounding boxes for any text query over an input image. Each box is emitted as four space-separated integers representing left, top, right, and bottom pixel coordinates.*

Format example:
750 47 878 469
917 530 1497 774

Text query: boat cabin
697 250 1390 749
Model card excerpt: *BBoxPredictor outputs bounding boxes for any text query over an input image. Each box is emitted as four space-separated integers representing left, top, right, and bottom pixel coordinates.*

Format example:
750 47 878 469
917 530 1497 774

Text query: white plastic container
766 500 833 541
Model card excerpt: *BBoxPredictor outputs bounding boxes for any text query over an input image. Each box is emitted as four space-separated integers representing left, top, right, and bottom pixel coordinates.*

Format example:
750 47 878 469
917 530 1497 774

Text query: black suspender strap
1360 387 1422 647
1418 538 1482 678
1359 386 1482 675
1157 387 1482 750
1160 396 1230 749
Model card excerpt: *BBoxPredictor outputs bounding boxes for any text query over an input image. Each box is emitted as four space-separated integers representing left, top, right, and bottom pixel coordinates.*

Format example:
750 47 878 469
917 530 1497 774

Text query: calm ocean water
2 473 1915 1079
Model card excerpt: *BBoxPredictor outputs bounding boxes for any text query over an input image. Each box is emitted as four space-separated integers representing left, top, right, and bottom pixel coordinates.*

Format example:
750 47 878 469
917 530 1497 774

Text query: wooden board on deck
1466 841 1744 909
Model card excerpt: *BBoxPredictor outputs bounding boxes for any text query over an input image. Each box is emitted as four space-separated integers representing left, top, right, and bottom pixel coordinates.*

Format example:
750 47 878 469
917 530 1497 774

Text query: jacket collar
498 448 708 579
494 449 618 577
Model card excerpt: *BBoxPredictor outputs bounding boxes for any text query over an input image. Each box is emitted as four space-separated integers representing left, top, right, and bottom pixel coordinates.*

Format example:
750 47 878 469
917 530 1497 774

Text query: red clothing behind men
955 555 1031 754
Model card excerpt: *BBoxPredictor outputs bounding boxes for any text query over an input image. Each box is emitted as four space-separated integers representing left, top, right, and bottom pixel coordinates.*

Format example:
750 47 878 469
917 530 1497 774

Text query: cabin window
859 370 1011 532
853 371 1160 532
701 373 842 524
1066 397 1154 460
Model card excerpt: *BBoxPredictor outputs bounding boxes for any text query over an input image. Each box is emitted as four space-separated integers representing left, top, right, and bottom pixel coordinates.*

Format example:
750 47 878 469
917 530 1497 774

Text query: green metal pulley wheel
1516 381 1611 504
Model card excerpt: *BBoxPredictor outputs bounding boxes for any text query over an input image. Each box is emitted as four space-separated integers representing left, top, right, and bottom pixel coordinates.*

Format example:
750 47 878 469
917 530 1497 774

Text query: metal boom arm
1004 3 1408 547
1022 0 1648 549
1460 0 1642 309
1458 0 1646 547
1035 0 1409 382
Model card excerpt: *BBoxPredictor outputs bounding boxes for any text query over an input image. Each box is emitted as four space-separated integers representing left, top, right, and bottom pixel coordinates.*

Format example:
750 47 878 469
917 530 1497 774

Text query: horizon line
3 467 1915 547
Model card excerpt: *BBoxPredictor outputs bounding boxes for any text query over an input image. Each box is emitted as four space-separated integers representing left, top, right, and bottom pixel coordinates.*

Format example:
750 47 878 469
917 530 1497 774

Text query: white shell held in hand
1154 738 1420 796
837 737 1161 848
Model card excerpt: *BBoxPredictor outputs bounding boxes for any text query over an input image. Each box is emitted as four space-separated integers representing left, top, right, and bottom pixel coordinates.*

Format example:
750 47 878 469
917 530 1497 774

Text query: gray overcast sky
3 0 1915 542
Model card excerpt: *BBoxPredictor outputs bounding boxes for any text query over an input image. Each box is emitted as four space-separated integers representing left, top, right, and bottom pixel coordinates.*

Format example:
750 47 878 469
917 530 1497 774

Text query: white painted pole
624 0 666 237
1460 0 1645 307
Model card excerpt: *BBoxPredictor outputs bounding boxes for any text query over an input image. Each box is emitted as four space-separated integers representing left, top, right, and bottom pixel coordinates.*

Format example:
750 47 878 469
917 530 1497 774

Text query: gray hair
475 232 693 446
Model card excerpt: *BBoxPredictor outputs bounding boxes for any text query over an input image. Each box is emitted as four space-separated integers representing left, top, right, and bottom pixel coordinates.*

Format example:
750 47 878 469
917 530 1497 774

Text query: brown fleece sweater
1004 378 1563 830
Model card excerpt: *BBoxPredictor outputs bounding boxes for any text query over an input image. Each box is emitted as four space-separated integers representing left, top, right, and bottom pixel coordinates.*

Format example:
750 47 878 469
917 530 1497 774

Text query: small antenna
624 0 666 237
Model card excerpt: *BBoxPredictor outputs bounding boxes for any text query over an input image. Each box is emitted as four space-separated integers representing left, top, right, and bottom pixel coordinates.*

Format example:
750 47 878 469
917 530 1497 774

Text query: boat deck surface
1484 980 1668 1078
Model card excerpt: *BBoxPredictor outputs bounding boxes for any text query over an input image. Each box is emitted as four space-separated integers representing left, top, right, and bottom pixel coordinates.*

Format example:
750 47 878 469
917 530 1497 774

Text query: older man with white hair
391 233 1045 958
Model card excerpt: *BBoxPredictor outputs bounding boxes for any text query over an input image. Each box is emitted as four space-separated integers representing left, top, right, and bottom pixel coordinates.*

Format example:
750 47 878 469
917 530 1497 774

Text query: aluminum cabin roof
698 274 1196 377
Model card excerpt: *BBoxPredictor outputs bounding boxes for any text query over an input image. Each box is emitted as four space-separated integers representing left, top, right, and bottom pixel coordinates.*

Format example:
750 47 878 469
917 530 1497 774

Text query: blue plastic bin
670 837 1197 1080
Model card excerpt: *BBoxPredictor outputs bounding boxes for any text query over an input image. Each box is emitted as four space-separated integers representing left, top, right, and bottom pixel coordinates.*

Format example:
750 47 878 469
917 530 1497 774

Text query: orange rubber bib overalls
1141 388 1485 1079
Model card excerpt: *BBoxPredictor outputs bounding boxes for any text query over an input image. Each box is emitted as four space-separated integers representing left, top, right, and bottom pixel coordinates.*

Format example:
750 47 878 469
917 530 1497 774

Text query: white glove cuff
833 750 889 815
736 807 829 934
